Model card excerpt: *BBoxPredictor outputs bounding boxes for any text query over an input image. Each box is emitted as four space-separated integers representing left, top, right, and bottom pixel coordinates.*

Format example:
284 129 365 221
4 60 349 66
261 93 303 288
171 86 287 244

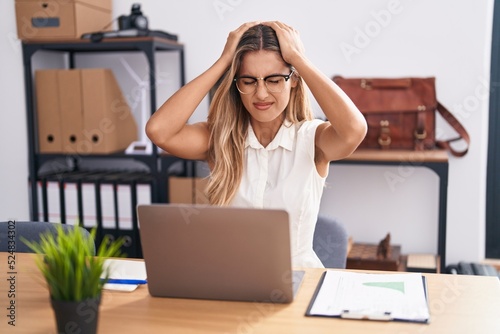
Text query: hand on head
261 21 305 66
221 21 305 68
220 21 261 65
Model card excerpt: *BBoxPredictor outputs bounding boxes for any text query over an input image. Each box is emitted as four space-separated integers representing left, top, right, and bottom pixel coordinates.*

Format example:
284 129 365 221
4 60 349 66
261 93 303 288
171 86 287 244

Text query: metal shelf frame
21 37 187 257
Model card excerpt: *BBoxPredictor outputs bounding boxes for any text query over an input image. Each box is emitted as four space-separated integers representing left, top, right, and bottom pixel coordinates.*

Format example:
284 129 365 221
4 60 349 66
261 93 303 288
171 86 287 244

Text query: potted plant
23 225 124 334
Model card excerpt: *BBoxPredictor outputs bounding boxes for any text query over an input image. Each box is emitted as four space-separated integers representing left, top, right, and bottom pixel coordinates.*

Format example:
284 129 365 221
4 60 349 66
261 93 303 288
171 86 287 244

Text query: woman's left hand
262 21 305 65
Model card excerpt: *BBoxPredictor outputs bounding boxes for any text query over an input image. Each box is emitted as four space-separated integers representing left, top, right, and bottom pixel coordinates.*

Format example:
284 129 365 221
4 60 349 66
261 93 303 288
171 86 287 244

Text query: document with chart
306 271 430 323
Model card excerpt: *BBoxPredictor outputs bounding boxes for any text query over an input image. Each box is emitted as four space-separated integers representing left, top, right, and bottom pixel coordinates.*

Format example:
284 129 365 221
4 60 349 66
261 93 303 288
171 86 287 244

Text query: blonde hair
206 24 314 205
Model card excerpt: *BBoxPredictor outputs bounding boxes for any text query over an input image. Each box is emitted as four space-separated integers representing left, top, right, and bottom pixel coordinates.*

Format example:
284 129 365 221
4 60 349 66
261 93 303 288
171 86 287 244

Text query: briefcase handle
435 102 470 157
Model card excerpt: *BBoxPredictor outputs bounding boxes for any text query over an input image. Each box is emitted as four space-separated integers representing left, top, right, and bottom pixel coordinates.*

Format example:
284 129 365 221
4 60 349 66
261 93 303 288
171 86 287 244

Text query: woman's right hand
219 21 261 66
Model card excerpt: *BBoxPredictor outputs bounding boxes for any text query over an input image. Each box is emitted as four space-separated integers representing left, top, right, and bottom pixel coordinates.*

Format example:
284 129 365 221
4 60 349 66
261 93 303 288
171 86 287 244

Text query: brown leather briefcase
333 76 470 157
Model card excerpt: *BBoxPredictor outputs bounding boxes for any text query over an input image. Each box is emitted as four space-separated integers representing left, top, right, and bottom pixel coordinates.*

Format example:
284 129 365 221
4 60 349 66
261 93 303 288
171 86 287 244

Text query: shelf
21 37 187 258
343 149 448 163
22 36 183 54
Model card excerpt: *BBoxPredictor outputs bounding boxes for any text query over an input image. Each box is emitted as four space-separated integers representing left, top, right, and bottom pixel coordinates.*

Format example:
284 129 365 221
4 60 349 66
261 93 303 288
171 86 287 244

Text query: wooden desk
333 149 449 269
1 253 499 333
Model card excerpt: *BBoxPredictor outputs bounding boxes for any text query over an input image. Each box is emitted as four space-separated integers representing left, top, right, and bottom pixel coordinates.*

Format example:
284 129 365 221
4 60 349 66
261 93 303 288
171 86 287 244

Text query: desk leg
428 161 449 270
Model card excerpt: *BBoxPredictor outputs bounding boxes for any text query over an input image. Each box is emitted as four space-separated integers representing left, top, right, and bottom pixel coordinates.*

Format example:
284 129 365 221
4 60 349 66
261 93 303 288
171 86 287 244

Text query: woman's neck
250 115 285 148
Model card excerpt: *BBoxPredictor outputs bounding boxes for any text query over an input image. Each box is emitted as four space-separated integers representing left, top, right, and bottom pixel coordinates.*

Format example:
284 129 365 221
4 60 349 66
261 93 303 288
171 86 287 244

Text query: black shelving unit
21 37 187 257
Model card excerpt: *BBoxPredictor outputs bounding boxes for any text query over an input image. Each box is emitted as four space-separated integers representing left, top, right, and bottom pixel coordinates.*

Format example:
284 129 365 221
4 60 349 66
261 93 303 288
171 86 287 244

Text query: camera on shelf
118 3 148 31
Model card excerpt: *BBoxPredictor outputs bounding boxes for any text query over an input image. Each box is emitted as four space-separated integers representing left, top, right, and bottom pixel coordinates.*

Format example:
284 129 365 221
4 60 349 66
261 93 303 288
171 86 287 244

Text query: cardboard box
168 177 193 204
194 177 209 204
15 0 112 41
35 68 138 154
406 254 440 273
169 177 209 204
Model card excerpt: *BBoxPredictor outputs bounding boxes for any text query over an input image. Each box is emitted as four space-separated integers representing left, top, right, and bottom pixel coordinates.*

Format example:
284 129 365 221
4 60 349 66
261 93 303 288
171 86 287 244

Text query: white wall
0 1 29 221
0 0 493 265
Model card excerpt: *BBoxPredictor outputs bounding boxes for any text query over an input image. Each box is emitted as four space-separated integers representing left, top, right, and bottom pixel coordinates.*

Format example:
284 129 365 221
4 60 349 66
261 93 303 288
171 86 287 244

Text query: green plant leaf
21 224 126 301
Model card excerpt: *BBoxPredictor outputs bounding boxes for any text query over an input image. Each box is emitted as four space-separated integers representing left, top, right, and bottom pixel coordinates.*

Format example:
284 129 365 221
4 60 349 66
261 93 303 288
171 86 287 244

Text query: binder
306 271 430 323
136 182 152 207
117 183 133 230
81 69 138 154
36 180 45 222
35 70 63 153
57 70 83 153
115 172 153 258
61 171 99 227
45 178 61 224
99 179 116 230
80 171 108 229
81 180 97 228
63 180 79 225
98 172 140 258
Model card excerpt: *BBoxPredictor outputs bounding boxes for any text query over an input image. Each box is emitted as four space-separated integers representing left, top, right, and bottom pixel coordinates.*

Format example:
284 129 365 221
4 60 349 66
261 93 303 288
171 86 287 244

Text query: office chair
313 215 349 268
0 221 95 255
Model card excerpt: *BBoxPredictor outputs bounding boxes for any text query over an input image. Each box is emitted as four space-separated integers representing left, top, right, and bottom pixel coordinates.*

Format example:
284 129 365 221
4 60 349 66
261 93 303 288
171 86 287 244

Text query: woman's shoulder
296 118 326 133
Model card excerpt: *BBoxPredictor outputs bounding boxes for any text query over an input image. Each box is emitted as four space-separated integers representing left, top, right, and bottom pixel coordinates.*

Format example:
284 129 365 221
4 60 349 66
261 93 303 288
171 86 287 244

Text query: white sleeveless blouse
230 119 327 268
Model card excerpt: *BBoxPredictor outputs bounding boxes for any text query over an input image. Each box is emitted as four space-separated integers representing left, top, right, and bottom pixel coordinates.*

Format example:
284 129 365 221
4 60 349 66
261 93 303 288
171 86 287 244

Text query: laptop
137 203 304 303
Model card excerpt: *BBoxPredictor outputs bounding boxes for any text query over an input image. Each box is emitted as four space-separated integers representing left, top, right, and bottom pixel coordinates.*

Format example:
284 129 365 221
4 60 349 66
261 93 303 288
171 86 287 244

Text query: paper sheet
102 259 147 292
308 271 430 322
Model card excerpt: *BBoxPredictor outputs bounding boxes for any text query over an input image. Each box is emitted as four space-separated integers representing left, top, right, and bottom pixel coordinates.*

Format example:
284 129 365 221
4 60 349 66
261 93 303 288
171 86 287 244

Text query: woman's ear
290 71 299 88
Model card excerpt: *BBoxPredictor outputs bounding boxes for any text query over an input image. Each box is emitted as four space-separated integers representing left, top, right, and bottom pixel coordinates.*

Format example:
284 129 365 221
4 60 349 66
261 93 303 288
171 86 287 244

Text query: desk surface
1 253 499 334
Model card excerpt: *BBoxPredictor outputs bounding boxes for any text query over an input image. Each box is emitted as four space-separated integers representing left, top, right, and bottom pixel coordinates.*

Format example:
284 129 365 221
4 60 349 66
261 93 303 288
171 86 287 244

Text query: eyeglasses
234 69 295 94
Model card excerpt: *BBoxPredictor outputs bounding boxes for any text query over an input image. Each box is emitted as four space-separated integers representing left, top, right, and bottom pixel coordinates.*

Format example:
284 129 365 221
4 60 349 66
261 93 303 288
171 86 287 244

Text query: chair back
313 215 348 268
0 221 95 255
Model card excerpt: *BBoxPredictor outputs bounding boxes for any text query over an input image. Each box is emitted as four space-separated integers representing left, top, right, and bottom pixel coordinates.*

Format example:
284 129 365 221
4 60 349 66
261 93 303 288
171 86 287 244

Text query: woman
146 21 367 268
